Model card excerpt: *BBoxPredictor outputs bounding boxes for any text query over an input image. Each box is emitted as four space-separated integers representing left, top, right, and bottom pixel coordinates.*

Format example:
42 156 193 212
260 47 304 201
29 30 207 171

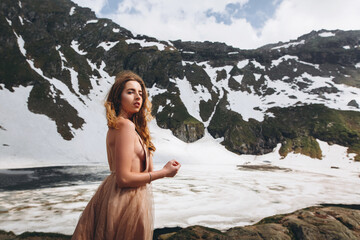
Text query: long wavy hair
105 70 155 152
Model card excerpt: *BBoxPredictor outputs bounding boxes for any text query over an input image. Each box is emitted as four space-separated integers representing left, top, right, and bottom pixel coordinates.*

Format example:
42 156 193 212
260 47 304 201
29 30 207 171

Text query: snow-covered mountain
1 0 360 168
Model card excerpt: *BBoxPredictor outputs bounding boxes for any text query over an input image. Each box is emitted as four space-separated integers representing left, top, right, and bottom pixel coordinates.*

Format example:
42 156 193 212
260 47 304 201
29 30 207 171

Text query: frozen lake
0 157 360 235
1 123 360 235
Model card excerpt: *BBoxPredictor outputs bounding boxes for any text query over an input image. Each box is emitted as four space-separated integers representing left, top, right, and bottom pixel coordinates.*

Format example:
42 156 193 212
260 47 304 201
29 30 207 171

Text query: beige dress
71 130 153 240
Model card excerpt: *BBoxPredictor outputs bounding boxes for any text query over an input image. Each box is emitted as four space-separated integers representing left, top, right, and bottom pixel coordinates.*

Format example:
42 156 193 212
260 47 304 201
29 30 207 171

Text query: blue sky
206 0 282 29
100 0 282 29
100 0 123 14
72 0 360 49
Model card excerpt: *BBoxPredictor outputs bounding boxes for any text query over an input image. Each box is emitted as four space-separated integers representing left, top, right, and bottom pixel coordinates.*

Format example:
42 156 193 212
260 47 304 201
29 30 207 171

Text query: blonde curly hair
104 70 155 152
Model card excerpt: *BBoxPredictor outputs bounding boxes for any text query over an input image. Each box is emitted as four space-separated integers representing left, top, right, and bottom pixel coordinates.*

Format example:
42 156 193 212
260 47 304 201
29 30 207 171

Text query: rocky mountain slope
1 0 360 163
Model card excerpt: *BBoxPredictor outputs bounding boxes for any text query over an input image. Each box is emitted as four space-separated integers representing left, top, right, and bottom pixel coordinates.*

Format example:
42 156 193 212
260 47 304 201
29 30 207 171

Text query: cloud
72 0 107 14
260 0 360 46
206 0 283 30
102 0 255 46
72 0 360 49
205 2 246 26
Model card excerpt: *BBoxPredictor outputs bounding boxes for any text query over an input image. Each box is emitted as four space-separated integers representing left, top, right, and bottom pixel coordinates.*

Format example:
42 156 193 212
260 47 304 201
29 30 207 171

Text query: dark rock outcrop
172 122 205 142
0 230 71 240
348 100 359 109
156 205 360 240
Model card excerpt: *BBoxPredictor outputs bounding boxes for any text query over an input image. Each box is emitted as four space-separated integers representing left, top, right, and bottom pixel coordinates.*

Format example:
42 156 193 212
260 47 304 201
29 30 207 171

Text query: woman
72 71 181 240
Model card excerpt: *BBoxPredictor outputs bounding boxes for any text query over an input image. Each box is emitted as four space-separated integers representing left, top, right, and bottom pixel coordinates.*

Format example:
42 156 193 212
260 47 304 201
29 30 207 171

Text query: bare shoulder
114 118 136 136
112 119 136 147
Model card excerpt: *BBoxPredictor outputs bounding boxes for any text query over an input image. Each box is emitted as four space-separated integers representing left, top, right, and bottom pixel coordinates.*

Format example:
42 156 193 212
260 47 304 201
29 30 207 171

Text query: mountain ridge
1 0 360 164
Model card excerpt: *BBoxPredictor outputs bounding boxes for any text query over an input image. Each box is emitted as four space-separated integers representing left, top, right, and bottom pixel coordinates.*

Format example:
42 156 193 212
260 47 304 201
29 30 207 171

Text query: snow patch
25 58 85 113
194 85 211 102
18 16 24 25
97 41 119 51
271 55 319 70
267 72 360 113
183 51 195 54
298 60 320 70
271 55 298 67
65 67 79 94
237 59 249 69
157 105 164 113
319 32 335 37
112 28 120 33
226 88 264 121
5 17 12 26
179 59 360 123
343 45 350 50
254 73 262 81
86 19 98 24
228 52 239 55
56 46 80 95
69 7 75 16
181 60 196 66
232 75 244 84
166 41 174 47
175 77 211 122
272 40 305 50
70 40 87 55
251 60 266 70
125 39 167 51
317 140 356 162
13 31 26 56
356 62 360 69
265 112 275 118
200 61 265 121
147 84 167 102
86 60 113 85
301 73 333 91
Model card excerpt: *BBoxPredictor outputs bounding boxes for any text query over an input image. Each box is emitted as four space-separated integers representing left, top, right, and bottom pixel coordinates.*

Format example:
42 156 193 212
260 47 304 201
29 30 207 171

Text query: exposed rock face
173 122 205 142
156 205 360 240
208 102 360 160
348 100 359 109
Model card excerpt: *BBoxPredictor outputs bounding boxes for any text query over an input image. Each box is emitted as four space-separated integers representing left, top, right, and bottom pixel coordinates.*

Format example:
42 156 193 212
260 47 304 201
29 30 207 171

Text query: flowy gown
71 130 153 240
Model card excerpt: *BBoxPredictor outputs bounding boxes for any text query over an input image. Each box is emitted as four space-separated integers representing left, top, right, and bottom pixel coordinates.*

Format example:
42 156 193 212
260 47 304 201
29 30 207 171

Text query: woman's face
120 80 143 118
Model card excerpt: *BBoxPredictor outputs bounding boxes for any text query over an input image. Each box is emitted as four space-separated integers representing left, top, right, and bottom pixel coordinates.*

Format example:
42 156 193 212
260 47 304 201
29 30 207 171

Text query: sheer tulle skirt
72 173 153 240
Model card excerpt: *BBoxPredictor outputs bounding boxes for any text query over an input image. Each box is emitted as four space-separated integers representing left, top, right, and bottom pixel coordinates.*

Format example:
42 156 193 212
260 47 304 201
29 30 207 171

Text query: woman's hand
162 160 181 177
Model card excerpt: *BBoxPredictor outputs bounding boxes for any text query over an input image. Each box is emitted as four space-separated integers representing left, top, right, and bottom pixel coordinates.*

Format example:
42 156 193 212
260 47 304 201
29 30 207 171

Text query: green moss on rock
279 136 322 159
209 103 360 160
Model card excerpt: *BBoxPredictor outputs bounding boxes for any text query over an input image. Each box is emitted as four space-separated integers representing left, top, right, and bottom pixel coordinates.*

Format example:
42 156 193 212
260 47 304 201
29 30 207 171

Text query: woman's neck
119 110 133 120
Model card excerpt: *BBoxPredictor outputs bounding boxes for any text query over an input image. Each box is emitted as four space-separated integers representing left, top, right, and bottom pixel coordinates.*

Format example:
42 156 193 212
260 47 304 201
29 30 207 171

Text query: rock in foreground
0 231 71 240
157 204 360 240
1 204 359 240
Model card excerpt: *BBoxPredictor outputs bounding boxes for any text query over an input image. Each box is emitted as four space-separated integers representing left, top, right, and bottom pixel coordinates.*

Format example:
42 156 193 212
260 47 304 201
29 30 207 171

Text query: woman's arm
149 153 154 172
114 119 180 188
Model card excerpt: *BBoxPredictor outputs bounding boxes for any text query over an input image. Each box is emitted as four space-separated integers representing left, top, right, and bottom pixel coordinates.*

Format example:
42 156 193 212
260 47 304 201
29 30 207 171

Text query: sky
72 0 360 49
